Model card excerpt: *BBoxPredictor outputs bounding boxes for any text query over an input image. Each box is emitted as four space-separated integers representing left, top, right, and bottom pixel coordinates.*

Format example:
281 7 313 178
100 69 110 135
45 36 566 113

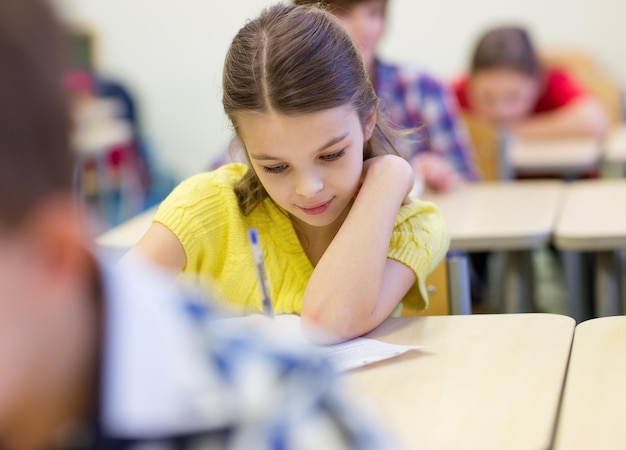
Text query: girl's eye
320 149 345 162
262 164 288 174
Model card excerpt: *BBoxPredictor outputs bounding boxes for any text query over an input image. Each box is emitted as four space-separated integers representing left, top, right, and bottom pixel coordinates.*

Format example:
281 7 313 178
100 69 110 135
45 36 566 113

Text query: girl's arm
123 222 187 279
512 97 608 139
301 154 418 343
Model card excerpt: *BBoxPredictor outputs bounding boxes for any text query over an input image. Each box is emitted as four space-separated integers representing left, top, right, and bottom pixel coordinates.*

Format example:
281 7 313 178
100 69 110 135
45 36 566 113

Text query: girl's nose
295 172 324 198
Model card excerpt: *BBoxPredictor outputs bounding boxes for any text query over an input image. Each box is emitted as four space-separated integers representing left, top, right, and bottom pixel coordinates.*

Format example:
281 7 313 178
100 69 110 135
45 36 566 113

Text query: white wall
54 0 626 180
54 0 277 179
381 0 625 80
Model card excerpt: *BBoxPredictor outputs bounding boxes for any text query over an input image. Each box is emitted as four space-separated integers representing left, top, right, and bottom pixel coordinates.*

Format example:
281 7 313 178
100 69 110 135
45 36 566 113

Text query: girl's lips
298 198 333 215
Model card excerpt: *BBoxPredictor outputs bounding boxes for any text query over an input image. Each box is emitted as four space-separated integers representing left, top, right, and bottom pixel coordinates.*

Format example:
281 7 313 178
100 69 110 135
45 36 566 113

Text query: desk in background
554 180 626 320
346 314 575 450
507 136 602 179
95 205 157 260
424 180 563 312
554 316 626 449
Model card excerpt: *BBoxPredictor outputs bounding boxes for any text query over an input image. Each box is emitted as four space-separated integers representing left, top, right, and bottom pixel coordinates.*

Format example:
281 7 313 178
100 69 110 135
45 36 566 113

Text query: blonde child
132 4 449 343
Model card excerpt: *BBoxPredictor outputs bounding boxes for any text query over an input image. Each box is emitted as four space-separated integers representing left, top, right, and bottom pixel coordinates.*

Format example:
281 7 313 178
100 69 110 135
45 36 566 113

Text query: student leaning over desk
454 25 608 139
130 3 449 344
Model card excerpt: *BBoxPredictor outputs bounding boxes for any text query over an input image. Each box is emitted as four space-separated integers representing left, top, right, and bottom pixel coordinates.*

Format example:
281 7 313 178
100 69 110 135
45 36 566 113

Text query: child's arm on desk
301 154 417 344
513 97 608 139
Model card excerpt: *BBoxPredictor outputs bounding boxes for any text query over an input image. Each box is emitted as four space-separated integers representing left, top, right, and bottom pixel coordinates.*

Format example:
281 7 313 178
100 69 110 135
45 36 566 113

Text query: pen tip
248 228 258 245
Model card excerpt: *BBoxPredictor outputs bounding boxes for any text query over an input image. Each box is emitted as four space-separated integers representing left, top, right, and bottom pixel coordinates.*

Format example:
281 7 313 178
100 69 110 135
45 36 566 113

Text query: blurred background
51 0 625 227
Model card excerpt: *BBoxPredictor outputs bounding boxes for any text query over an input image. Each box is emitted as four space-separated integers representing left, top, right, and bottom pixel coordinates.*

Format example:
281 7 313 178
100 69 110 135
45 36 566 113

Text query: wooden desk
347 314 575 450
424 180 563 312
507 136 602 178
95 206 157 260
554 180 626 319
425 181 562 250
554 316 626 449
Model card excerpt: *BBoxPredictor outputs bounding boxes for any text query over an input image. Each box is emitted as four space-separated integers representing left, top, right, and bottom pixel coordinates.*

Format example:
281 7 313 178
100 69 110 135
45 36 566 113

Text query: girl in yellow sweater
131 4 449 343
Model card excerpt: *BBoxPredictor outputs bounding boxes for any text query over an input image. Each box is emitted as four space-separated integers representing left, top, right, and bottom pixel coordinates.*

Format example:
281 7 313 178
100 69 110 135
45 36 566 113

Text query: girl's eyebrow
249 133 349 161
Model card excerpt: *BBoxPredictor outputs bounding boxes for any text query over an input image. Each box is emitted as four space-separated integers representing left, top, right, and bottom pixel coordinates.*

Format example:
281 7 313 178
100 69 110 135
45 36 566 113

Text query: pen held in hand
248 228 274 318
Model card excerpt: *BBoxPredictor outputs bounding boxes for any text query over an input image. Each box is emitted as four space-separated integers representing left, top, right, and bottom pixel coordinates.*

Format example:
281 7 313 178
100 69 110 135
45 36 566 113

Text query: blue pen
248 228 274 318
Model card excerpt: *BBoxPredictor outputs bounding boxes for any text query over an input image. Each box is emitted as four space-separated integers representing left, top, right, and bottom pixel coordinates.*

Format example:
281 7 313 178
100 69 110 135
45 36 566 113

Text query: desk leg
486 251 504 311
595 251 621 316
502 250 534 313
560 250 592 322
447 254 472 315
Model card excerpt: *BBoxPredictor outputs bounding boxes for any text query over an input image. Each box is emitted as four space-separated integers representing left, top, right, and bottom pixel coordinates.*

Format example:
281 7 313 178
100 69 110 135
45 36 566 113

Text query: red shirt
453 68 586 114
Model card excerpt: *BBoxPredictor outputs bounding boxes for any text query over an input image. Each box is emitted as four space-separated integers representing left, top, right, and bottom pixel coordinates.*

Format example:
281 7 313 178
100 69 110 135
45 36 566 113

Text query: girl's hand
360 154 415 204
412 153 463 192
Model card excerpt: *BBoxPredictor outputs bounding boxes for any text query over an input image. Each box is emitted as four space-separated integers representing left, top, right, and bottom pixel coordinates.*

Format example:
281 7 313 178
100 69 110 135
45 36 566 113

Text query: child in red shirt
454 26 607 138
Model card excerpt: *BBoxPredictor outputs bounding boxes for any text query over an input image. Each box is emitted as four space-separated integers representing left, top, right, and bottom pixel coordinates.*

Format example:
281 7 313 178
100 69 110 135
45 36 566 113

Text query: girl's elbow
300 308 352 344
300 304 370 344
579 99 610 137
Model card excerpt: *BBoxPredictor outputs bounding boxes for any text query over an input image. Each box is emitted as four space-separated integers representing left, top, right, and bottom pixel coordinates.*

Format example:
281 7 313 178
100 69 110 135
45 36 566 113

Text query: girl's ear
364 108 377 141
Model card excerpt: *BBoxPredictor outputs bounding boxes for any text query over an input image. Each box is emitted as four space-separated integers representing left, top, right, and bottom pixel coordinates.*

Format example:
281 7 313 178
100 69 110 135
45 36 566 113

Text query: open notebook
216 314 421 372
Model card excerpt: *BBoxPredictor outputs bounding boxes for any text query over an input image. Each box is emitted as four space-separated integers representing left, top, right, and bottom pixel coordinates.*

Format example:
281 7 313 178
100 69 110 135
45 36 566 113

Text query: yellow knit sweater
154 163 449 314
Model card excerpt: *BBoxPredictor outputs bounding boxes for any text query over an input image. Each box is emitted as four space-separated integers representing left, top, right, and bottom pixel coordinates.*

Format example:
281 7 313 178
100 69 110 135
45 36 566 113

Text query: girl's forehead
239 106 363 157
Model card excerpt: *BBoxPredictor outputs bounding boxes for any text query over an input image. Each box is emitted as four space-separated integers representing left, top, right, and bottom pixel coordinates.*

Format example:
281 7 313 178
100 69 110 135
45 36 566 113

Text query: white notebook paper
216 314 421 372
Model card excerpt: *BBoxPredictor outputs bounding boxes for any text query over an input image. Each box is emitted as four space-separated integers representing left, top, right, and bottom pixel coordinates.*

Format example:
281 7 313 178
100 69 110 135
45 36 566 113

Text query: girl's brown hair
470 26 541 79
222 3 402 215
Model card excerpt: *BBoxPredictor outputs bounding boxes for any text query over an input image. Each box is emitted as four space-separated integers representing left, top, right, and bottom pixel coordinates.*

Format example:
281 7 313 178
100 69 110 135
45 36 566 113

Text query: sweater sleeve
152 164 247 274
387 198 449 311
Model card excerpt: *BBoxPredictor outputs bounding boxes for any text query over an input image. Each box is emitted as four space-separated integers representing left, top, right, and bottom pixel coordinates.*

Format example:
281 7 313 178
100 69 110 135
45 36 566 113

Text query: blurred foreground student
131 4 448 343
454 26 608 139
0 0 405 448
295 0 481 191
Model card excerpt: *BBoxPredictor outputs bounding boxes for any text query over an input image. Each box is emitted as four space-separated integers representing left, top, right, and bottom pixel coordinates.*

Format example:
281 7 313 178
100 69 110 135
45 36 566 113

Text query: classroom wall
381 0 625 82
53 0 626 181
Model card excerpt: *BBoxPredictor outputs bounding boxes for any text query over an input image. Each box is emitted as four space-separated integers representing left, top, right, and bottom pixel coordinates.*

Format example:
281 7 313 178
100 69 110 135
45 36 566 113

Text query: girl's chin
293 206 351 230
292 214 336 228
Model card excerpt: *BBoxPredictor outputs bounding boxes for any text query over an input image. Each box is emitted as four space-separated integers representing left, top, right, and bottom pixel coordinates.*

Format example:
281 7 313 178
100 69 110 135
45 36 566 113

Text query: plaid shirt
74 254 402 450
374 59 481 181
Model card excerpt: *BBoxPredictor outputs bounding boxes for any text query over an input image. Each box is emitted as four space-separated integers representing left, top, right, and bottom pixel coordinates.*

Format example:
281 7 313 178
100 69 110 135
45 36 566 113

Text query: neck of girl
290 204 351 267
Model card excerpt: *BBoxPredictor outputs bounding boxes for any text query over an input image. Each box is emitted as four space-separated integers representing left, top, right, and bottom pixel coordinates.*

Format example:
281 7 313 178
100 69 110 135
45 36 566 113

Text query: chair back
461 111 503 180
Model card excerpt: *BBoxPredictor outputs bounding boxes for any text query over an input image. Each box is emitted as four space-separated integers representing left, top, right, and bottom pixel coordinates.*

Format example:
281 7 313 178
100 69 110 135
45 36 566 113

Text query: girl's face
468 67 540 126
239 104 373 230
332 0 386 72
